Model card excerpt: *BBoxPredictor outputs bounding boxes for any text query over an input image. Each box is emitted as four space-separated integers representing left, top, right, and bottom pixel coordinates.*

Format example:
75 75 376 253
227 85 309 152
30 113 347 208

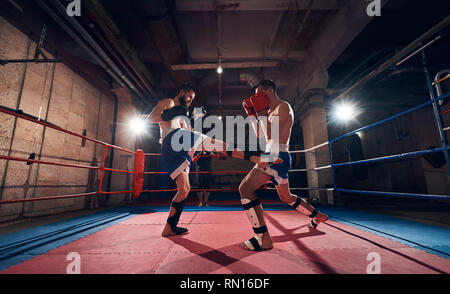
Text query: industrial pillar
298 93 333 204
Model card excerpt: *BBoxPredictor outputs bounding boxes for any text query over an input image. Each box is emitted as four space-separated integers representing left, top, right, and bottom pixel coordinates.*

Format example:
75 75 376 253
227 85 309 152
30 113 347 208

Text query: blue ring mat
0 205 448 271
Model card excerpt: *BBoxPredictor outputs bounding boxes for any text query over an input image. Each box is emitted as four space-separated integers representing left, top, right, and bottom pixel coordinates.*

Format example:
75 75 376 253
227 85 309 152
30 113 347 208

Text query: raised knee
279 195 291 203
239 182 250 197
277 192 292 203
178 184 190 198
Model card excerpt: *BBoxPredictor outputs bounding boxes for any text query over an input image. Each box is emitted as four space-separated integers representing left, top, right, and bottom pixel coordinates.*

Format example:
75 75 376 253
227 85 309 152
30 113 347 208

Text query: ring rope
433 74 450 85
143 142 330 158
142 186 327 193
289 141 329 153
3 91 448 203
330 92 450 144
336 188 450 201
266 187 333 191
144 165 332 175
333 146 450 168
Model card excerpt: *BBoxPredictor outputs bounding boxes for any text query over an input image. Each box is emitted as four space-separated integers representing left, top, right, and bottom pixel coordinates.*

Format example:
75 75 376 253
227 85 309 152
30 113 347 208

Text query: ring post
328 141 338 205
329 142 337 190
421 50 450 174
98 145 108 193
132 149 145 198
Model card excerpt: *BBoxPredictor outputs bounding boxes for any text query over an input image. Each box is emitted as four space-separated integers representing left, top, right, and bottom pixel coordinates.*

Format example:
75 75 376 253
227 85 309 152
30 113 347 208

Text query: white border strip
170 160 190 180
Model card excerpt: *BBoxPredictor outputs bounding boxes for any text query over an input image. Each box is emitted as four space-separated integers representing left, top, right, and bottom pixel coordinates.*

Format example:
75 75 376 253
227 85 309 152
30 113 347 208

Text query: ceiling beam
82 0 158 100
132 0 193 85
172 61 278 70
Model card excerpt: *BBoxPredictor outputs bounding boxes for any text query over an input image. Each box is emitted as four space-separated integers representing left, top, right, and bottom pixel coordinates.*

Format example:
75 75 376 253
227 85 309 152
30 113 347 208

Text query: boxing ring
1 61 450 274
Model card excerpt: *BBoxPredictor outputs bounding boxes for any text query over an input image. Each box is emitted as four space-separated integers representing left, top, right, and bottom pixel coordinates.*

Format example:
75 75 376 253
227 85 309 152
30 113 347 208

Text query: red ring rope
0 107 138 204
144 170 250 175
0 105 315 203
440 109 450 116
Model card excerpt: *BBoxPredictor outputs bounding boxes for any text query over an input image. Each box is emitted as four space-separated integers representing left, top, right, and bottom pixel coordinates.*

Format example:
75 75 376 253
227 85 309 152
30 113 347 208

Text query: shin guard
241 198 268 251
167 199 188 234
290 197 318 216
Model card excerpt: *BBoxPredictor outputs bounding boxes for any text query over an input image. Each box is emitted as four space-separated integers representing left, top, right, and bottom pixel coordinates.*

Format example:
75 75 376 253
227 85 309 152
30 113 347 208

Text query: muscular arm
148 99 173 123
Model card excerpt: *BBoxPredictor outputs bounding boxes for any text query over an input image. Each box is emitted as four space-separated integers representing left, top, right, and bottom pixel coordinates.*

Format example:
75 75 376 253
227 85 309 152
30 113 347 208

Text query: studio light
129 117 147 135
333 103 357 122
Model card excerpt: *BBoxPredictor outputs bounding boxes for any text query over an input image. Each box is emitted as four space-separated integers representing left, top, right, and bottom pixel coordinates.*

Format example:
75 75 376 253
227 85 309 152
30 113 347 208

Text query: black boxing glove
161 105 189 121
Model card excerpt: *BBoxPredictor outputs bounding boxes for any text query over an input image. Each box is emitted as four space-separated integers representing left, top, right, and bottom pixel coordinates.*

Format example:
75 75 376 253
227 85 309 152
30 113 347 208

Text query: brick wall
0 17 133 221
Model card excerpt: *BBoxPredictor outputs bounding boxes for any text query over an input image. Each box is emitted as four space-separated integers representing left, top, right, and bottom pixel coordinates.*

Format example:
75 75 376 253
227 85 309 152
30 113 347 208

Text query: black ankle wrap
242 199 261 210
309 209 319 218
291 197 302 209
253 225 268 234
167 199 186 229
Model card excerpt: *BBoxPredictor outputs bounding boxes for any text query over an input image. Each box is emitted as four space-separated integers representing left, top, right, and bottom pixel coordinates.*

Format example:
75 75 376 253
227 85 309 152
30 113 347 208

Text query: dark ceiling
0 0 449 117
97 0 341 112
329 0 450 107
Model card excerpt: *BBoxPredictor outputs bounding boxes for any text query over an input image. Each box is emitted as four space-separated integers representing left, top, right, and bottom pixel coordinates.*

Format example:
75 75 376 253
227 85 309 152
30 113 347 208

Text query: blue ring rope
332 146 450 167
328 92 450 200
330 92 450 144
335 188 450 200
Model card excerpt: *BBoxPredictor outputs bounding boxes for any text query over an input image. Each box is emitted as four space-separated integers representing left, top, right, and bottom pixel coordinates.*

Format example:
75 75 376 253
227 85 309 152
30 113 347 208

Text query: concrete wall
109 88 138 205
0 17 133 221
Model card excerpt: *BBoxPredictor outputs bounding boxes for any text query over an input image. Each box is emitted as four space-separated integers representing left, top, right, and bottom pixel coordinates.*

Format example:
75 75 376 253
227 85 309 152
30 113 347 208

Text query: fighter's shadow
271 224 326 243
263 212 337 274
158 218 327 274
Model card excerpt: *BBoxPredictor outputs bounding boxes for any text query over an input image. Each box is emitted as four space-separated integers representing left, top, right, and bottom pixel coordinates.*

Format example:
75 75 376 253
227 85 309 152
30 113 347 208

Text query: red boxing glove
243 97 256 117
249 92 270 115
192 153 201 163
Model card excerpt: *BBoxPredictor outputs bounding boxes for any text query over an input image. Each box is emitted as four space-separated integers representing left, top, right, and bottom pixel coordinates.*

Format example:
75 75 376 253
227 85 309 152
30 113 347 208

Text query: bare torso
265 99 294 146
148 98 188 140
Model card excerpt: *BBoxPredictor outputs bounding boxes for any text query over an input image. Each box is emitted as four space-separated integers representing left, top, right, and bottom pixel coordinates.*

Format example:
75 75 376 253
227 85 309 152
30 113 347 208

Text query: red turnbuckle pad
132 149 145 198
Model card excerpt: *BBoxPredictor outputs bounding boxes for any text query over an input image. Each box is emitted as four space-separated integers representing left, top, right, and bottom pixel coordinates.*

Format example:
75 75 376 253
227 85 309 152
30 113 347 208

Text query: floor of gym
1 197 449 274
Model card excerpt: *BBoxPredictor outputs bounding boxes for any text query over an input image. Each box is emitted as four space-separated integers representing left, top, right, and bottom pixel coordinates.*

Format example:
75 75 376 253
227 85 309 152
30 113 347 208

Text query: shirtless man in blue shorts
238 80 329 251
149 84 280 237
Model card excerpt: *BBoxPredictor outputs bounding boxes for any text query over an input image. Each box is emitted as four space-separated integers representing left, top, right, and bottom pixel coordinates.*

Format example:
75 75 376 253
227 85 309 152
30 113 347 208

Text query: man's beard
179 96 187 106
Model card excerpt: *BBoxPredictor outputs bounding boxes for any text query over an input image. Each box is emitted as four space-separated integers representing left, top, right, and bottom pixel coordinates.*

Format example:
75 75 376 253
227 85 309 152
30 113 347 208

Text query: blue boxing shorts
161 129 209 180
254 143 292 186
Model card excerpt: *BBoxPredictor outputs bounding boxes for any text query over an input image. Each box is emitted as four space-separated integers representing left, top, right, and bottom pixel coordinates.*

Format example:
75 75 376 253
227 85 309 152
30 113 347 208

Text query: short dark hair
178 84 195 94
256 80 276 92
